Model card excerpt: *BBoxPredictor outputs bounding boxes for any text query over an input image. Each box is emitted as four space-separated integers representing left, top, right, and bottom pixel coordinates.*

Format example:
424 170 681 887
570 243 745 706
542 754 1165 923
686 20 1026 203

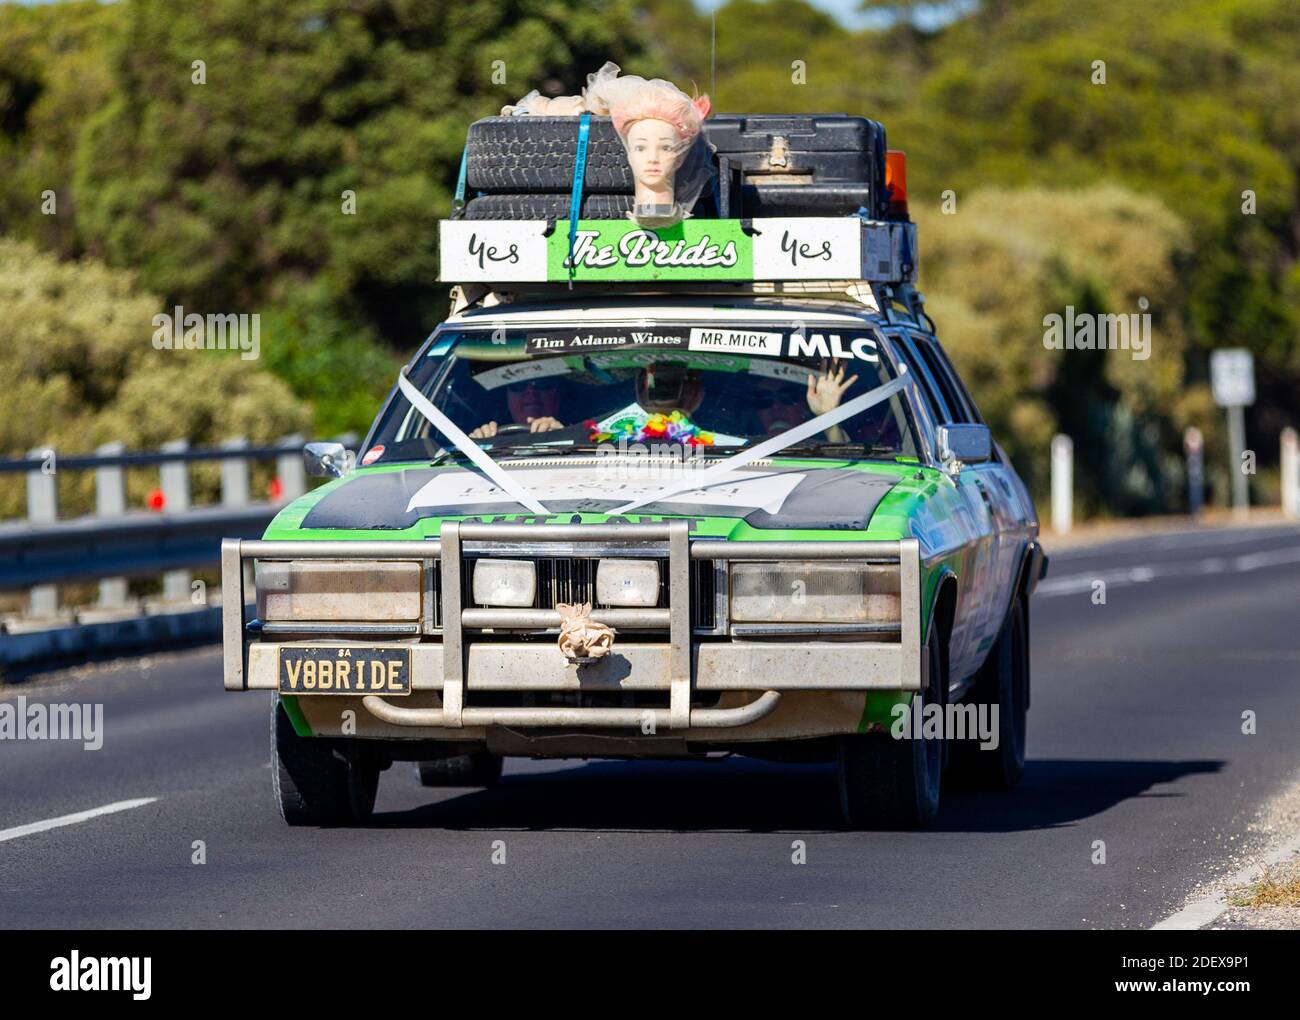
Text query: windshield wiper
494 442 599 457
773 443 899 460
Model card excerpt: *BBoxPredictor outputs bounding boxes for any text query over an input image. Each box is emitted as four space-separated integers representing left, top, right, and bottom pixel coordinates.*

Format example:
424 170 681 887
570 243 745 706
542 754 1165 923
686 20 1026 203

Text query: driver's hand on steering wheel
469 417 564 439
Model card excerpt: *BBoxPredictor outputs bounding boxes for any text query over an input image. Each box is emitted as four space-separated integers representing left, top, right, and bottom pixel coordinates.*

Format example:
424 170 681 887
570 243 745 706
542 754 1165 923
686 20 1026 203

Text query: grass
1226 864 1300 908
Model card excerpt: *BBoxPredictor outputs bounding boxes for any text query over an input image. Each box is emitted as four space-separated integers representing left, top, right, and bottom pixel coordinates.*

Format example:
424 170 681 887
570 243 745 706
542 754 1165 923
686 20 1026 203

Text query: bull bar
222 522 923 732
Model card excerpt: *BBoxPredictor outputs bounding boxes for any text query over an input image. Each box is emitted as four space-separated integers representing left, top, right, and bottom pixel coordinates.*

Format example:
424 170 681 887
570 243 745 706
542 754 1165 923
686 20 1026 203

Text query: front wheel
950 595 1028 790
271 699 379 826
837 624 947 829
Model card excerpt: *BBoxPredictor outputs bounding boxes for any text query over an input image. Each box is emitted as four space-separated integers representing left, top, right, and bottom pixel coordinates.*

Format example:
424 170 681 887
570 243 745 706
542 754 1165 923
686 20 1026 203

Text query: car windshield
364 323 921 465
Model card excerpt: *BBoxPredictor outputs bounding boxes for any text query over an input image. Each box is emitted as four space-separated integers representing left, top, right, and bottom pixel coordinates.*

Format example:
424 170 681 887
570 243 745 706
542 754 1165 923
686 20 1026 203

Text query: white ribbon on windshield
396 367 550 515
610 365 911 515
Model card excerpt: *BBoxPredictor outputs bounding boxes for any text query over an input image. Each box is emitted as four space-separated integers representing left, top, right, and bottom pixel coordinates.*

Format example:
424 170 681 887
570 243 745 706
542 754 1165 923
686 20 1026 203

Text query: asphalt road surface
3 521 1298 929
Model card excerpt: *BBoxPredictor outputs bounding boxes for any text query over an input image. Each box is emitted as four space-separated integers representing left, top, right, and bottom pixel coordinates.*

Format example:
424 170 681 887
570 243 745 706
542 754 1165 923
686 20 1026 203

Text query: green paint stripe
280 695 312 737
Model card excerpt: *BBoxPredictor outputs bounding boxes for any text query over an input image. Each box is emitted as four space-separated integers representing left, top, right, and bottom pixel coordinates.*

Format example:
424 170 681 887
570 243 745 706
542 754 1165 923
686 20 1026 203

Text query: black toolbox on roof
460 112 890 220
708 114 888 219
705 114 886 184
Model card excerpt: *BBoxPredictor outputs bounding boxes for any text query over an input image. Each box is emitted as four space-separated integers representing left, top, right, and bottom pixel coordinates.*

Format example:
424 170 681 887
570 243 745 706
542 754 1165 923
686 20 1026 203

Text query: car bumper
223 522 924 739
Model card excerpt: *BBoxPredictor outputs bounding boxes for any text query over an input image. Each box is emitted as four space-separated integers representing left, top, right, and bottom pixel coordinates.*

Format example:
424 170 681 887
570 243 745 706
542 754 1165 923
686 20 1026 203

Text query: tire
463 193 634 221
837 624 947 829
466 117 632 193
415 751 504 788
950 596 1028 790
271 699 379 826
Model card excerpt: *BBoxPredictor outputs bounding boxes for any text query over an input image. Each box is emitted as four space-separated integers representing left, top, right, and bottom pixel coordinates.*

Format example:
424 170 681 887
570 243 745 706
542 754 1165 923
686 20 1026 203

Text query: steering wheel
491 424 532 435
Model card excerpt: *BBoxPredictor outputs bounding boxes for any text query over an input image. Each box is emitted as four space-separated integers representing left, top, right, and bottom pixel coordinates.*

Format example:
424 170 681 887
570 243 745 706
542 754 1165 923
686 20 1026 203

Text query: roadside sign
1210 348 1255 407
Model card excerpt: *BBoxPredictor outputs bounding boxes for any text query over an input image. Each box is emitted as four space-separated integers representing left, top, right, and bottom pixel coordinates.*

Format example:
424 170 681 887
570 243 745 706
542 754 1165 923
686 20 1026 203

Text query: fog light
472 559 537 607
255 560 422 622
595 558 660 607
729 561 899 624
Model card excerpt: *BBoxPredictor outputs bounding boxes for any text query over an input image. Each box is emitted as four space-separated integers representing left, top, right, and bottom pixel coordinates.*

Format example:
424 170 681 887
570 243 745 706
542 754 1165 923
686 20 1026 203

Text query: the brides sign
439 217 915 284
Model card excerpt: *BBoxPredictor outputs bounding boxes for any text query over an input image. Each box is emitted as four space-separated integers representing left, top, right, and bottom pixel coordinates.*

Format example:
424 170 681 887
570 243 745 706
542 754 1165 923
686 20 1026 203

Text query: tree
0 237 311 517
72 0 646 346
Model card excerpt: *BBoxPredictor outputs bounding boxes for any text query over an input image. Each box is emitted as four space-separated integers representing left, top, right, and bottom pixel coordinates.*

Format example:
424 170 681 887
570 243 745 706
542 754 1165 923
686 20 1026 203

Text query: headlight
729 561 899 624
472 558 537 607
255 560 422 622
596 558 660 607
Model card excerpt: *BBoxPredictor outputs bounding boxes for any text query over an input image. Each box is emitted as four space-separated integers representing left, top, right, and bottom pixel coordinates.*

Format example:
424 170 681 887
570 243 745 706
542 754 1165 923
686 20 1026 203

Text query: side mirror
303 442 352 479
937 424 991 466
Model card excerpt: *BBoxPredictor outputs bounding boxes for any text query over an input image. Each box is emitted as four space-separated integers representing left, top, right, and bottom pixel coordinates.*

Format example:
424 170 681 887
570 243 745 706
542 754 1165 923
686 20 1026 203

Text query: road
2 521 1298 929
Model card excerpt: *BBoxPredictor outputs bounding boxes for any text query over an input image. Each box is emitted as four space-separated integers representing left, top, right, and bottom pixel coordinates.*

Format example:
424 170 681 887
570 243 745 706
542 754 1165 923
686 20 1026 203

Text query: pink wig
586 64 710 141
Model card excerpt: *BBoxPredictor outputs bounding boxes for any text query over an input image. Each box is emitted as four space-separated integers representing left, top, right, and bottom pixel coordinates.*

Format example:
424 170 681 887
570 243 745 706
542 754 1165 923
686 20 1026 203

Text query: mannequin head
624 118 684 205
602 78 711 217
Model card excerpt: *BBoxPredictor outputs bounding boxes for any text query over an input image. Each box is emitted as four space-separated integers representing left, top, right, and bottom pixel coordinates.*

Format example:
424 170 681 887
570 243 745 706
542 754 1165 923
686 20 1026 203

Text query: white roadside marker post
1050 433 1073 535
1183 426 1204 521
1282 427 1299 520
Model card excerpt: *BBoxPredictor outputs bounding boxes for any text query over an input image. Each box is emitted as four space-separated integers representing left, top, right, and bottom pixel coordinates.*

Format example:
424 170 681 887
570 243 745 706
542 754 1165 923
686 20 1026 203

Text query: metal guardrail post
26 448 59 619
276 433 306 503
220 436 250 507
160 439 192 602
1050 433 1073 535
221 436 252 596
1283 427 1299 520
95 441 129 609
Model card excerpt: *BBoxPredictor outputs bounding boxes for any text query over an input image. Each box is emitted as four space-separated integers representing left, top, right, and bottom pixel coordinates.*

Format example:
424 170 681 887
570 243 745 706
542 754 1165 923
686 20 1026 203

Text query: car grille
433 556 717 631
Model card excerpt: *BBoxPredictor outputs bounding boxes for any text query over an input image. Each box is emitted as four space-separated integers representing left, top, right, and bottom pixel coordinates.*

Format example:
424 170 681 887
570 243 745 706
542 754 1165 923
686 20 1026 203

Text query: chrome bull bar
222 523 921 731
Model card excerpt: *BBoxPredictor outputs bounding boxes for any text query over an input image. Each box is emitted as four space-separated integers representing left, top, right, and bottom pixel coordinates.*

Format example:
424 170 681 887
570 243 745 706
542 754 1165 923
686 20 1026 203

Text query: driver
469 377 565 439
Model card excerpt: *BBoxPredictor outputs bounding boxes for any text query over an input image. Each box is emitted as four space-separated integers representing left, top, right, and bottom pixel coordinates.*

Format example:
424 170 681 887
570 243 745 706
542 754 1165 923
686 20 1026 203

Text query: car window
365 324 924 464
908 333 974 424
890 333 952 423
914 334 984 425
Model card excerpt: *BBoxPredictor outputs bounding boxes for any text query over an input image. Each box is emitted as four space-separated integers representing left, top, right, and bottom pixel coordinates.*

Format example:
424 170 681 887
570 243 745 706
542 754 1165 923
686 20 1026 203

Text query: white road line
1051 524 1300 560
0 797 158 844
1153 830 1300 930
1037 543 1300 598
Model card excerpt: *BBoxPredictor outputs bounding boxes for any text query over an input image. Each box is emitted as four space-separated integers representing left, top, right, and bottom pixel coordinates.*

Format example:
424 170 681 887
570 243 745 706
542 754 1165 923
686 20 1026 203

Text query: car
221 207 1045 830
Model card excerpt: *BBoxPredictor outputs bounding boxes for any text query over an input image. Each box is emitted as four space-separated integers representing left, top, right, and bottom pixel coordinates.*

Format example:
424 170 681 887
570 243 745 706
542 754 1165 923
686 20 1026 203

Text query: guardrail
0 435 356 612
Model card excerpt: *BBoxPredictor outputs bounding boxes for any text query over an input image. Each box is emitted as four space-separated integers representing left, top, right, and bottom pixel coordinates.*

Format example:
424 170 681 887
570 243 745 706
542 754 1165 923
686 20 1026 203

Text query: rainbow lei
589 410 715 447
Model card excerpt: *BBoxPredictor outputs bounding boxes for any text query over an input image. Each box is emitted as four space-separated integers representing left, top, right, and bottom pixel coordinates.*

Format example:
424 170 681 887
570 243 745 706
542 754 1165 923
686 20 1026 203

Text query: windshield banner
439 218 882 283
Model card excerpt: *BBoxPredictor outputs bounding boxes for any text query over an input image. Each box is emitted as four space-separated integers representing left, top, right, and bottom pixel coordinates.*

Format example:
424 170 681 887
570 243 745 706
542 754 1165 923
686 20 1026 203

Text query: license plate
278 647 411 696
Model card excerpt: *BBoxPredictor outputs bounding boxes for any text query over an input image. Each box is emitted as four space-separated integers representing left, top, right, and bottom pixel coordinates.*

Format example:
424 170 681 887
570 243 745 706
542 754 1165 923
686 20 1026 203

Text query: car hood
291 459 907 533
